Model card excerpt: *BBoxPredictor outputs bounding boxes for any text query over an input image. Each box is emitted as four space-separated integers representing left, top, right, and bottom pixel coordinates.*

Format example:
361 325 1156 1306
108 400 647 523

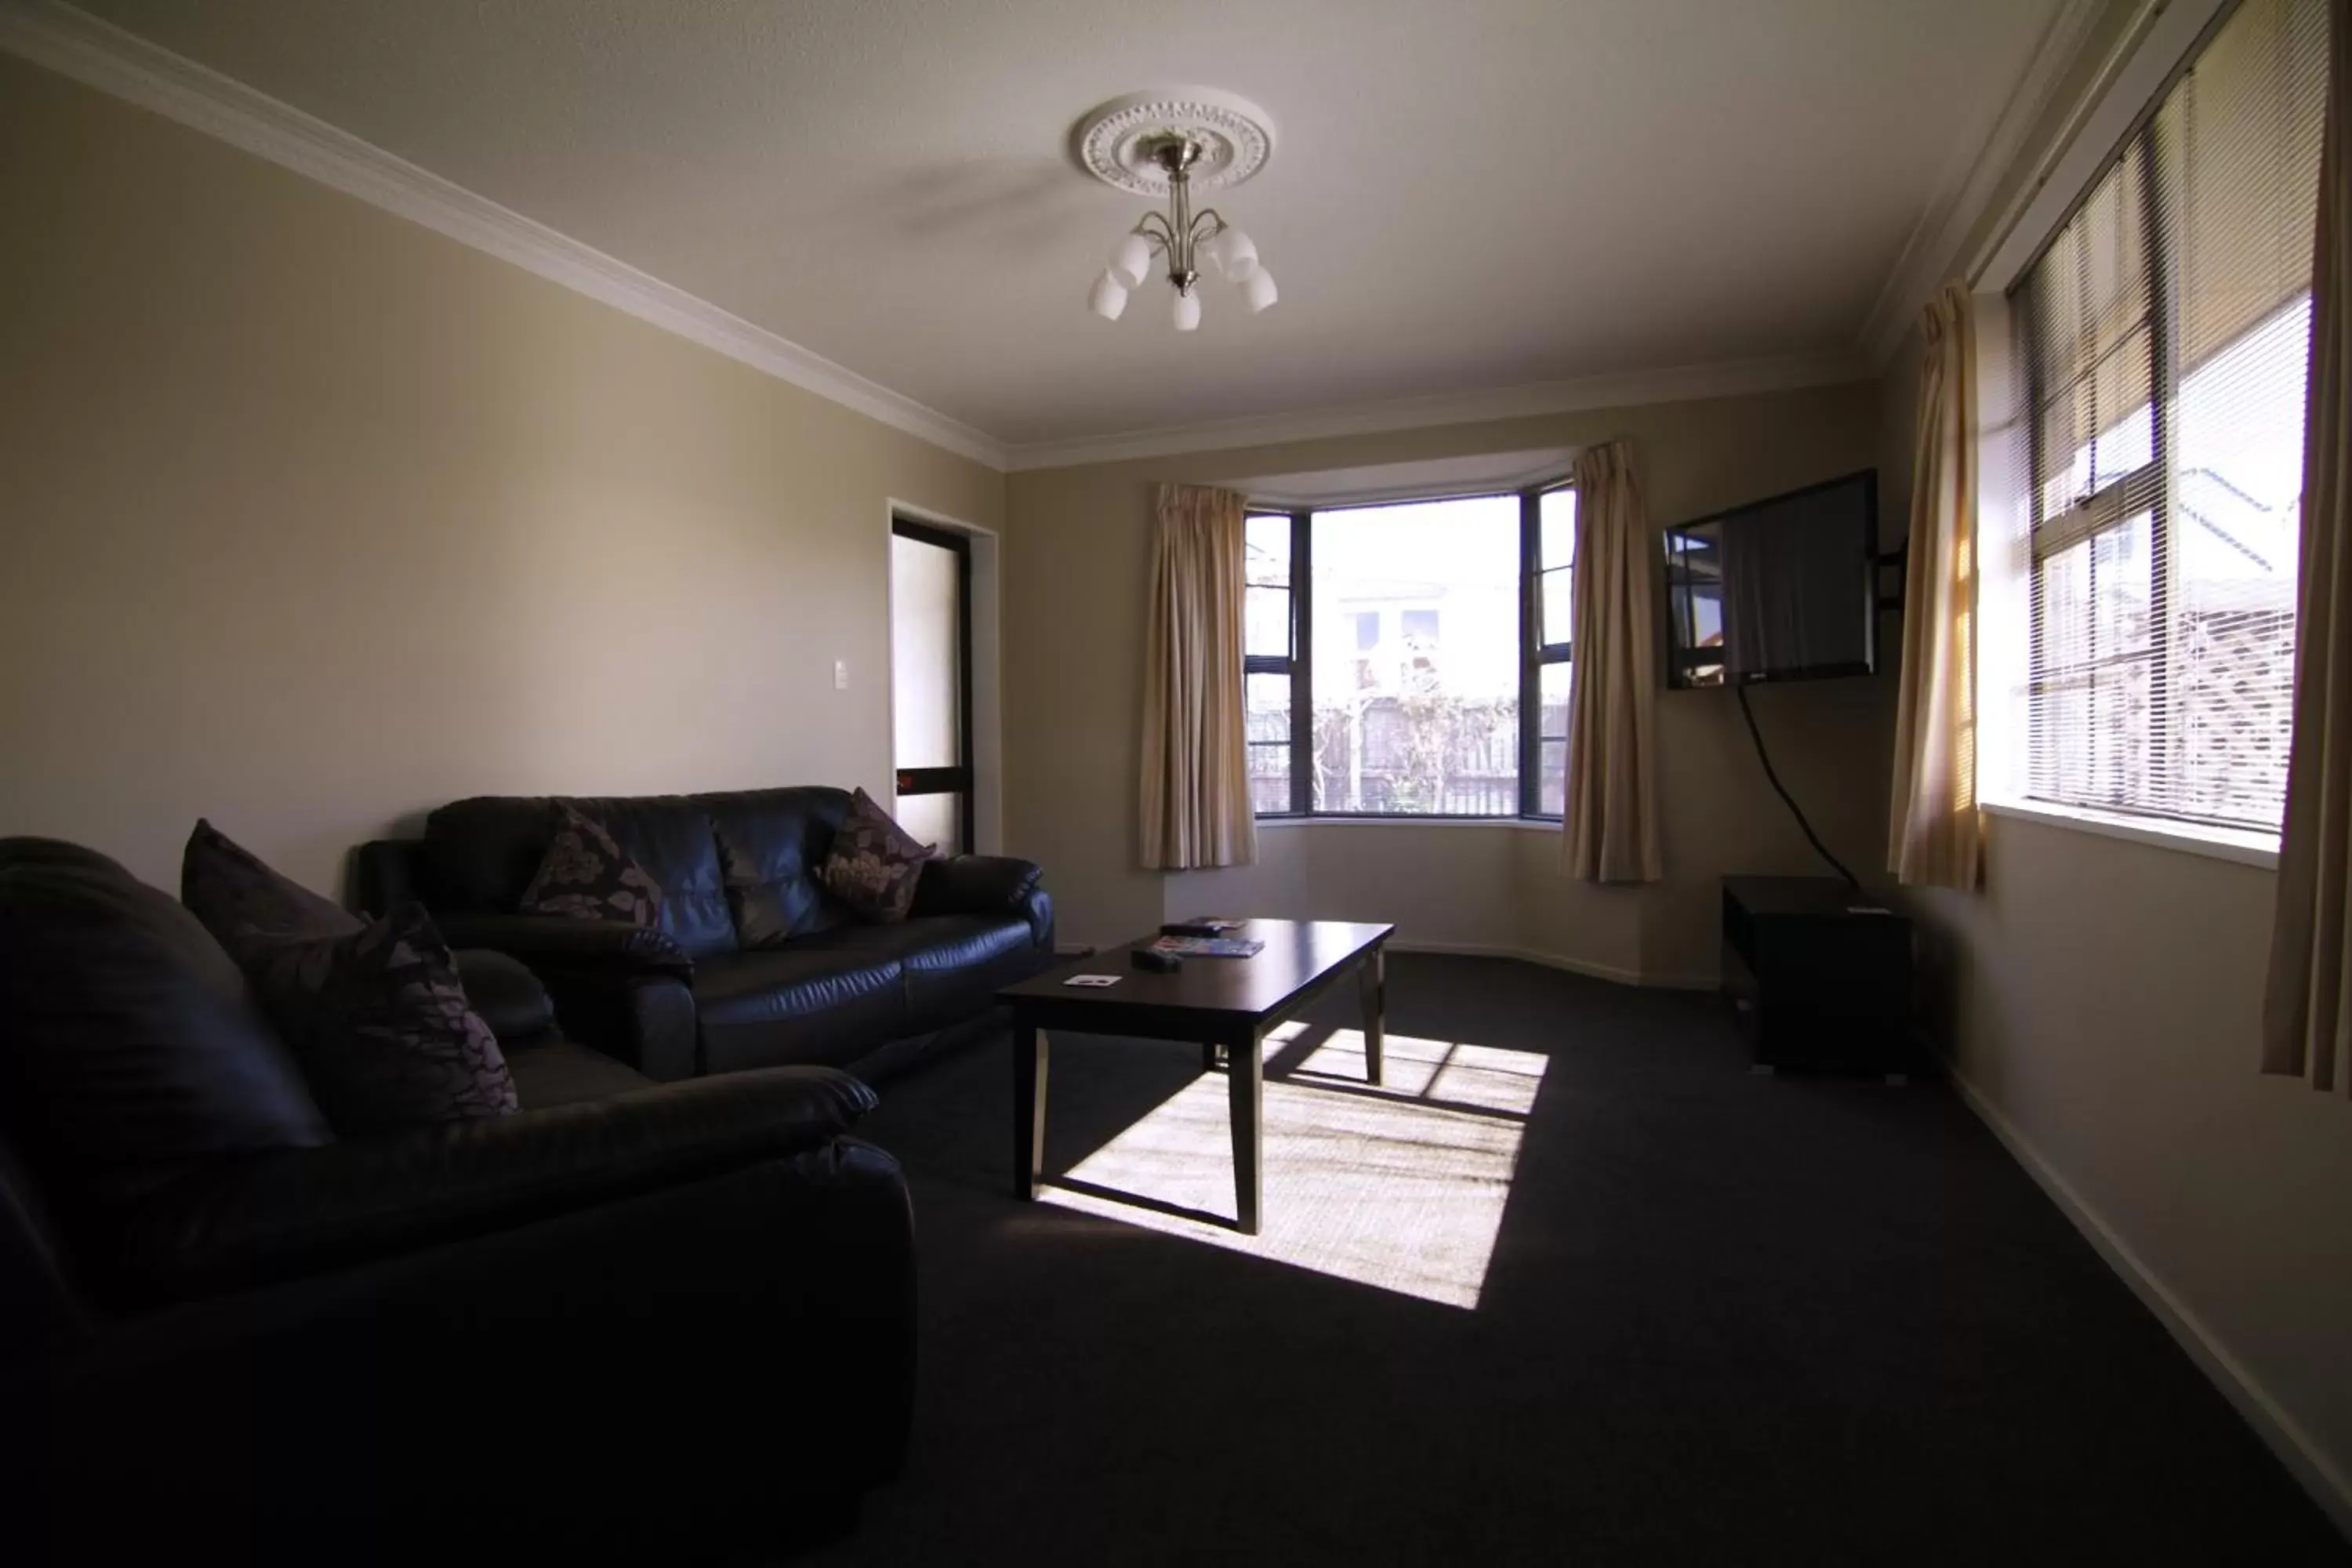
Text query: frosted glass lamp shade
1243 266 1278 313
1215 228 1259 282
1087 270 1129 321
1172 289 1201 332
1109 232 1154 290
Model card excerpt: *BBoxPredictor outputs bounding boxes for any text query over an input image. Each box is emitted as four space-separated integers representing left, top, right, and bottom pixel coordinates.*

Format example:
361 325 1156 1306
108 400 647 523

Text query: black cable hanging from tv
1734 683 1860 890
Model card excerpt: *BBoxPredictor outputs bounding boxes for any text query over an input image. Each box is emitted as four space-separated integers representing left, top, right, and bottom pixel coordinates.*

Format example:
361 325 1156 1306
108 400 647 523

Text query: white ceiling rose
1075 90 1279 332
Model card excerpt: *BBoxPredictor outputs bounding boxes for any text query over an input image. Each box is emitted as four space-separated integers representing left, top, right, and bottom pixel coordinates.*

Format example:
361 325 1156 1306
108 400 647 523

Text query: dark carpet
808 953 2343 1566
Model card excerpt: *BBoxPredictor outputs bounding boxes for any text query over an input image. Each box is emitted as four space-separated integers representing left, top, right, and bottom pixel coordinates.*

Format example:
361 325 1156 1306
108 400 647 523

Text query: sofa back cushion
703 787 856 946
0 839 332 1210
421 796 735 959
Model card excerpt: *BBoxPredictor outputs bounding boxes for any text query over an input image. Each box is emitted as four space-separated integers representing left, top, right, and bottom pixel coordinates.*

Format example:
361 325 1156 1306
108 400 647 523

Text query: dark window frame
889 515 976 854
1523 484 1573 820
1249 479 1573 823
1243 509 1310 815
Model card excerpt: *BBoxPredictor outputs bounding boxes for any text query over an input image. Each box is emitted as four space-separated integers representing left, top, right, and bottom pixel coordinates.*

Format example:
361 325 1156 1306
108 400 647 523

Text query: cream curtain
1886 283 1984 890
1140 483 1258 870
1562 441 1662 882
2264 2 2351 1092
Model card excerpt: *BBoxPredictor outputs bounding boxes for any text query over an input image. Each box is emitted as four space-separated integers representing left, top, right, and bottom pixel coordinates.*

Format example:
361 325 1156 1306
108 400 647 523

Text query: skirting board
1387 939 1716 992
1943 1057 2352 1537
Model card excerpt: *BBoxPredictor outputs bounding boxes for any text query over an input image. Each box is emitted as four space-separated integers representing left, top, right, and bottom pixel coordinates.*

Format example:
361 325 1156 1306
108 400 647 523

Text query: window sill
1979 797 2278 869
1255 815 1562 833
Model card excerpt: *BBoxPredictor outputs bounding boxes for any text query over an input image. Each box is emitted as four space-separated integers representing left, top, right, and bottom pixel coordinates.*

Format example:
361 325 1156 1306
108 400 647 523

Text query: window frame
2010 0 2314 837
1243 508 1312 816
2020 130 2177 828
1523 484 1574 820
1959 0 2318 865
1248 478 1573 823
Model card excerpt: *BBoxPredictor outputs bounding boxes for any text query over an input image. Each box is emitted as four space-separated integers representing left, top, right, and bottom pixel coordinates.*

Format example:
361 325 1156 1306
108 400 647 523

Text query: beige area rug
1040 1027 1544 1308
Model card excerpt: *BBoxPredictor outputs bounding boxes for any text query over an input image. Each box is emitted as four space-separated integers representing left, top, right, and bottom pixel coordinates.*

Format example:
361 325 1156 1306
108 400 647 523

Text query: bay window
1248 479 1574 820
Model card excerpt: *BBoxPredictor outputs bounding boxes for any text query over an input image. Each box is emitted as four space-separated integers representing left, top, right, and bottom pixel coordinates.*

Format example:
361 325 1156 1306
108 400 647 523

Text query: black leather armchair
360 786 1056 1083
0 840 915 1562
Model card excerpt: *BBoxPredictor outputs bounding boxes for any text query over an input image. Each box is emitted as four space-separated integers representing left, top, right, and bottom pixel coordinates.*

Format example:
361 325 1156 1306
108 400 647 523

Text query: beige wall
0 56 1001 897
1003 381 1893 979
1169 822 1537 962
1864 0 2352 1515
1878 326 2352 1523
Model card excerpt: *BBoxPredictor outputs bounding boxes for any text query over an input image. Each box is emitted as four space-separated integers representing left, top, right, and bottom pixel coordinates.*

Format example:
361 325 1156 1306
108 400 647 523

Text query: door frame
887 504 995 855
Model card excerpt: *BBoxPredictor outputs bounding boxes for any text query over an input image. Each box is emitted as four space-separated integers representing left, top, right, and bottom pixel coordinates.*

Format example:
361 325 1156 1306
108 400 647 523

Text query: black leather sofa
358 786 1055 1084
0 838 913 1563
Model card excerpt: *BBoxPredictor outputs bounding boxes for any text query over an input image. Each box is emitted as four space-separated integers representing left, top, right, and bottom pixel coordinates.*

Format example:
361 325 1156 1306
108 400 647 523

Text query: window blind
2016 0 2325 830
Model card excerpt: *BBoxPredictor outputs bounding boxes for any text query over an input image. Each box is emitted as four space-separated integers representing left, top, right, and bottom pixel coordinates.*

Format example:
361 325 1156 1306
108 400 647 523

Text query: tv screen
1664 470 1879 688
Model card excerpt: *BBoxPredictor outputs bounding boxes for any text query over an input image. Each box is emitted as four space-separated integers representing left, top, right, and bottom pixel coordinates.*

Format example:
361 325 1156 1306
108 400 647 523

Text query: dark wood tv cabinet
1720 876 1914 1078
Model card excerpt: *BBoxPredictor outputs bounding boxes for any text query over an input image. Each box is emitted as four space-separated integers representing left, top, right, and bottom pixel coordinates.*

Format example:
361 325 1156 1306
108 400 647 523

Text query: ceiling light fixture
1073 90 1279 332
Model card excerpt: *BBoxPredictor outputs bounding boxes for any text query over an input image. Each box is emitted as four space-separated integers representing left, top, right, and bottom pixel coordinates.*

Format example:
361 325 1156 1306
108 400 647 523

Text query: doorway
890 517 975 855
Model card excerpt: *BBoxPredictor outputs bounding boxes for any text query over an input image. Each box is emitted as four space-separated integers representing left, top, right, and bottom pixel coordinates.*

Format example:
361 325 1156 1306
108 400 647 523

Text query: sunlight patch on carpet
1040 1033 1544 1309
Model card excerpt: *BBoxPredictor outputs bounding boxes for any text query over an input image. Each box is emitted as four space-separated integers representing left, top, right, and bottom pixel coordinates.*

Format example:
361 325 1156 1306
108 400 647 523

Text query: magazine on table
1149 933 1264 958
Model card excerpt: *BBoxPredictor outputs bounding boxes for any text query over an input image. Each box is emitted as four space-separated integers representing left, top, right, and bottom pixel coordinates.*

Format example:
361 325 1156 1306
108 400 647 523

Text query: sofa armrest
912 855 1045 920
354 838 425 918
1019 887 1054 951
103 1068 874 1304
432 912 694 978
545 971 699 1083
450 949 557 1045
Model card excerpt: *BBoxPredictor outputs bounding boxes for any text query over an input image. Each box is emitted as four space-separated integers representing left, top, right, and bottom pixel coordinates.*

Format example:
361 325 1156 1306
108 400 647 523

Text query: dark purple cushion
818 789 935 924
517 804 664 927
239 902 517 1134
182 818 361 945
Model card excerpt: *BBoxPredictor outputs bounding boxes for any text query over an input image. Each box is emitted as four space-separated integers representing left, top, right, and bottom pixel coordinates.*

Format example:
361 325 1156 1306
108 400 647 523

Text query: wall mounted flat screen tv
1664 470 1879 688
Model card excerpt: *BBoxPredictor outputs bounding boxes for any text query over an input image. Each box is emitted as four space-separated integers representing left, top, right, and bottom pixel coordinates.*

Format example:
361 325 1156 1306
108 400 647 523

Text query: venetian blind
2017 0 2326 830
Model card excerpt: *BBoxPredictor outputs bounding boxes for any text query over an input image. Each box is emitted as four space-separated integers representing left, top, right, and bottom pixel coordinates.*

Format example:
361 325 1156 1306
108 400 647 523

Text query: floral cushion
182 818 362 945
239 901 517 1134
517 803 663 927
818 789 935 923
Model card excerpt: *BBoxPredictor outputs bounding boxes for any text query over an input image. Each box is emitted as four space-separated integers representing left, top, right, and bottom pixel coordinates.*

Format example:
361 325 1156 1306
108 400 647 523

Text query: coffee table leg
1201 1041 1221 1074
1360 946 1386 1087
1229 1029 1262 1236
1013 1022 1047 1201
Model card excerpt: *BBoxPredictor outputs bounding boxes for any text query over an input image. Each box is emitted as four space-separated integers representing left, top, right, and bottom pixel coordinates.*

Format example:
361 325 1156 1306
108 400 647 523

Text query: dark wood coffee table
996 919 1394 1235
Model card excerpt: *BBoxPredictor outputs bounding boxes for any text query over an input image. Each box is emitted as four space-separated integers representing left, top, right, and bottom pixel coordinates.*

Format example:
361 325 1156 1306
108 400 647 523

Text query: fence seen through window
1247 485 1574 819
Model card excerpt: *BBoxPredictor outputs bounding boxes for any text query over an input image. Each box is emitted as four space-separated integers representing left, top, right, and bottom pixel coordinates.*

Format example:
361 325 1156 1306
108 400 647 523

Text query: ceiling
66 0 2064 452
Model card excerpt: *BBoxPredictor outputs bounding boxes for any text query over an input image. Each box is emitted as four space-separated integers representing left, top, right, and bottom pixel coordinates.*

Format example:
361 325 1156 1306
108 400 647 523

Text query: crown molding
0 2 1956 477
1856 0 2111 368
0 1 1009 470
1002 352 1871 472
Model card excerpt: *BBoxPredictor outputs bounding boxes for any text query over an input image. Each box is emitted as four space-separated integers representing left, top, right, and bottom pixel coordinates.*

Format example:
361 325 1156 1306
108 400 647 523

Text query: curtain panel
1140 483 1258 871
1887 282 1984 890
1561 441 1663 882
2265 0 2351 1091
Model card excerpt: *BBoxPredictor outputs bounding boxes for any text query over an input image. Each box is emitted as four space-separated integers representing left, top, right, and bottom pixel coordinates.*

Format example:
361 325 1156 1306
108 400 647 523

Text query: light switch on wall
833 659 849 691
